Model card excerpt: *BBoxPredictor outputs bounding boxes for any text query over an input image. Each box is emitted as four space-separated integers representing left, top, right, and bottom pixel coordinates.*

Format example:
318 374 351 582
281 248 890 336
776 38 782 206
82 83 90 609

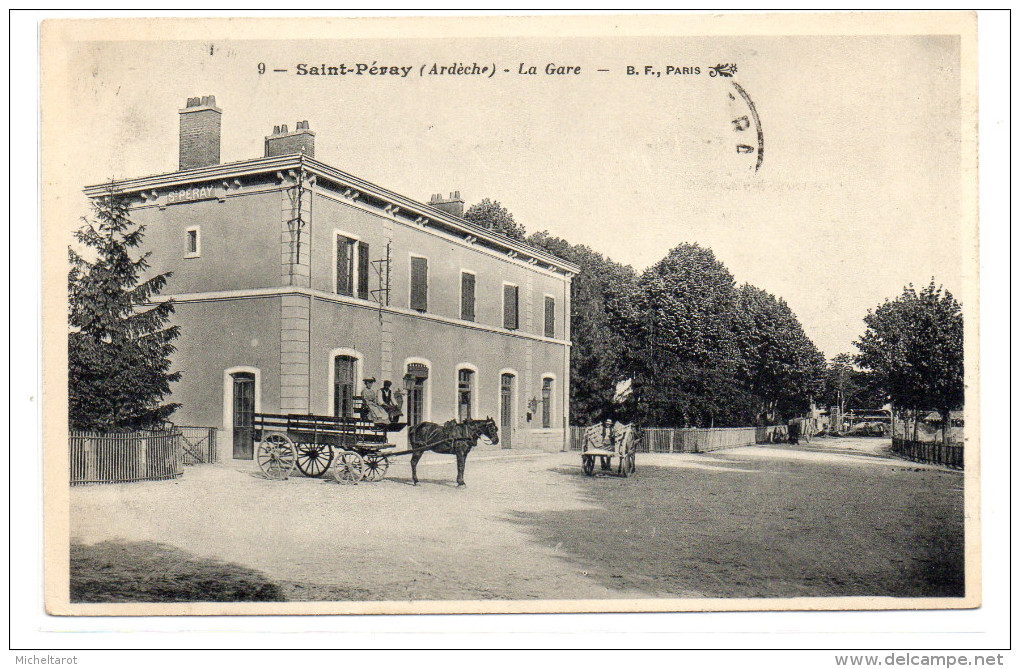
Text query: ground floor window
500 372 515 449
334 355 357 417
458 368 475 421
541 376 554 428
404 362 429 426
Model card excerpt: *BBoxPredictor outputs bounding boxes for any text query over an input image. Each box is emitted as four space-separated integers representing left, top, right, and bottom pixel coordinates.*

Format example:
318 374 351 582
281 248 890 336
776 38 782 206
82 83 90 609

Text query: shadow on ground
508 455 965 599
70 540 374 603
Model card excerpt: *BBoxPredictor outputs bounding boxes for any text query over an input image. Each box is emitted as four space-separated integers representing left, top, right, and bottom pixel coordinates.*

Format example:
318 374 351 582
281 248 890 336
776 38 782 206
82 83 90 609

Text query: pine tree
68 186 181 431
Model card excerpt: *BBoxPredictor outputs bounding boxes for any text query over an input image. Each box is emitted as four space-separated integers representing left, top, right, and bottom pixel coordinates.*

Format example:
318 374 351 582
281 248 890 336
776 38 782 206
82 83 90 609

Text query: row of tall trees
526 233 826 428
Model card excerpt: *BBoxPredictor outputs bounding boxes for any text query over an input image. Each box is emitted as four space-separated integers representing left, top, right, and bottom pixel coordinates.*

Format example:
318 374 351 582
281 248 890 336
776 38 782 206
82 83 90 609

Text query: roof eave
83 154 581 275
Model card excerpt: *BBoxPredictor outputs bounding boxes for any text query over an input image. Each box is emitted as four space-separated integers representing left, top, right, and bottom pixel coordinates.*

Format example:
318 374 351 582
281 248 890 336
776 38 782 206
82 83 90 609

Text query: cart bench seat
581 448 620 458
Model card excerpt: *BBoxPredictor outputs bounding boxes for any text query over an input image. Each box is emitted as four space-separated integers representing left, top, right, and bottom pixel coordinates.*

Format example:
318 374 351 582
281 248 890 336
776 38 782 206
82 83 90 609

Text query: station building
84 95 578 459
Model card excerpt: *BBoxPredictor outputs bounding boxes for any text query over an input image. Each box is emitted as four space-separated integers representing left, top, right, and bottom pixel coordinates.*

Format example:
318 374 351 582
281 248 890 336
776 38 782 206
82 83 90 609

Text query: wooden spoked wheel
257 432 297 480
332 450 364 484
295 442 334 478
582 455 595 476
362 453 389 482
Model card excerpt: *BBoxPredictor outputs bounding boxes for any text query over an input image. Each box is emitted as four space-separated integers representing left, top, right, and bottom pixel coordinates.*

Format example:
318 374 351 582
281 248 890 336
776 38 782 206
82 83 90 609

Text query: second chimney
429 191 465 218
179 95 222 171
265 120 315 158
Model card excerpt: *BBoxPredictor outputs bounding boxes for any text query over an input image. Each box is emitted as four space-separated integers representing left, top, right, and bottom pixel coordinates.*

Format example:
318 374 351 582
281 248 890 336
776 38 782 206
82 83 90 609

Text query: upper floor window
544 295 555 338
185 226 200 258
461 271 476 322
503 283 519 330
336 234 369 299
410 255 428 312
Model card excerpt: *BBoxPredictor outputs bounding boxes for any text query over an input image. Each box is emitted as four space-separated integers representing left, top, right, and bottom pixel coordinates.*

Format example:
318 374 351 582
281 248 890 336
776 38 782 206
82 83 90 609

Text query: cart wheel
582 455 595 476
332 450 364 484
600 456 611 471
257 432 297 480
295 442 334 478
362 453 389 482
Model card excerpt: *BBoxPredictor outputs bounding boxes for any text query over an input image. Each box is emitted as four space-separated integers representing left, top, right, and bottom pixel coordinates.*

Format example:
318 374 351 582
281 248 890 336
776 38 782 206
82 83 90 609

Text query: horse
406 417 499 487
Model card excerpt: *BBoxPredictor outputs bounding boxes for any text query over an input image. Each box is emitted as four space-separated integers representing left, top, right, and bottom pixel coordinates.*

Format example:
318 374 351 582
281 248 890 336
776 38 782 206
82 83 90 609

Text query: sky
44 18 968 358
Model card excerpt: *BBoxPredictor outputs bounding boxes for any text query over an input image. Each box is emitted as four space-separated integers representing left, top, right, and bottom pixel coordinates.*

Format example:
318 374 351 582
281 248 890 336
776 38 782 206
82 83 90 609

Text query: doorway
500 373 514 449
333 355 357 417
231 372 255 459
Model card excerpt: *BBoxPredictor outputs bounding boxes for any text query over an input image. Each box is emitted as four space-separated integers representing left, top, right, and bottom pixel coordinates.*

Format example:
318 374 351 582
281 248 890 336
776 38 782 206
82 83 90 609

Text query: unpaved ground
70 438 965 601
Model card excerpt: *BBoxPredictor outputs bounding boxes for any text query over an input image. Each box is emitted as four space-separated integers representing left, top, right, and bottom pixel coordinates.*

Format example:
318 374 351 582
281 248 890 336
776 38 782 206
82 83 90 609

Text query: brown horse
407 417 499 486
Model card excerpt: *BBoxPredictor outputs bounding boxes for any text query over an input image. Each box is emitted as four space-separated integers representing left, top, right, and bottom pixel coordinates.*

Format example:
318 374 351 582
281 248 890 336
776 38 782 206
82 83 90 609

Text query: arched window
457 366 477 421
499 370 517 449
403 359 431 426
328 348 363 418
541 375 554 428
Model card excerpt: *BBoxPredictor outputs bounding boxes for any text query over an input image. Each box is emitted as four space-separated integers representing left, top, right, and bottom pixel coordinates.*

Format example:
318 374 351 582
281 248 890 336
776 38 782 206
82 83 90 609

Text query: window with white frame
502 283 519 330
410 255 429 312
541 376 554 428
185 226 200 258
544 295 555 338
461 271 476 322
457 367 475 421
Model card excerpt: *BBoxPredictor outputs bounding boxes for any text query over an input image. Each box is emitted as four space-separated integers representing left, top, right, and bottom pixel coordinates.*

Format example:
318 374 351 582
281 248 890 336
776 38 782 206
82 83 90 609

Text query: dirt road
70 438 965 601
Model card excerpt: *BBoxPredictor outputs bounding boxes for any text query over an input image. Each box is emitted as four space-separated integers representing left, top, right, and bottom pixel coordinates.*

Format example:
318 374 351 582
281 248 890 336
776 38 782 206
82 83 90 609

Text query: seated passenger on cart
360 378 391 425
380 380 404 423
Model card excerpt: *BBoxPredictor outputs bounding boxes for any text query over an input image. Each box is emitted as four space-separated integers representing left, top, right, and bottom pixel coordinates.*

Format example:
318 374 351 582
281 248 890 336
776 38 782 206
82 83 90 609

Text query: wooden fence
69 429 183 485
569 425 788 453
178 426 218 464
891 437 964 469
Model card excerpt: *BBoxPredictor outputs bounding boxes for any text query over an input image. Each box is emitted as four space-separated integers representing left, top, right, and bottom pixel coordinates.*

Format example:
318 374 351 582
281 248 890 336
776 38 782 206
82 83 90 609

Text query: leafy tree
854 280 964 442
731 284 826 424
822 353 887 413
68 187 181 432
527 231 639 425
631 243 749 427
464 198 527 241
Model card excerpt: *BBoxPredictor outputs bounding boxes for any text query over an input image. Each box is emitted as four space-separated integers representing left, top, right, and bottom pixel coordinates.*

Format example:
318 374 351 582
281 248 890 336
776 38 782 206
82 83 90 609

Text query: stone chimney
428 191 465 218
178 95 222 170
264 120 315 158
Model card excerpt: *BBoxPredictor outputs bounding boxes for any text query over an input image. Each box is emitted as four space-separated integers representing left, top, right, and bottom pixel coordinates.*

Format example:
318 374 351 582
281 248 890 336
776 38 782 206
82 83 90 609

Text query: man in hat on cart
360 377 391 425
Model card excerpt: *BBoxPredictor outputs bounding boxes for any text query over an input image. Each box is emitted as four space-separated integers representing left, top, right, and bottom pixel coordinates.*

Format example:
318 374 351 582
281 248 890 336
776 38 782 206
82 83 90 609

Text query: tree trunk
912 410 919 442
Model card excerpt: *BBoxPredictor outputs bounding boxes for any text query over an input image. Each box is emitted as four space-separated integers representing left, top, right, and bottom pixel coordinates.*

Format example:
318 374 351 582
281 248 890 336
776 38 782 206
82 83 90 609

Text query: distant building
84 95 578 458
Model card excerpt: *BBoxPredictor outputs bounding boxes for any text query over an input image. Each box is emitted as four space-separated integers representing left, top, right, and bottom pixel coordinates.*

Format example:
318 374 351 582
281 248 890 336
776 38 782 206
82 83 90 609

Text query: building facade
84 96 578 458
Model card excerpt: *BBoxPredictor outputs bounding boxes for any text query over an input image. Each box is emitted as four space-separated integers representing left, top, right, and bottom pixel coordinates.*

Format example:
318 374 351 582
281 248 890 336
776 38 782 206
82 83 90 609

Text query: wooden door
333 355 356 417
500 373 514 449
232 373 255 459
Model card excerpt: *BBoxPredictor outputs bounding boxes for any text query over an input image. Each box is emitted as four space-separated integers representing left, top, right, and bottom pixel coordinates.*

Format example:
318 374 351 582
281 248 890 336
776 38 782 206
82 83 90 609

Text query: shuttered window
544 296 555 338
336 235 355 296
410 256 428 311
357 241 370 300
461 272 475 321
503 284 519 330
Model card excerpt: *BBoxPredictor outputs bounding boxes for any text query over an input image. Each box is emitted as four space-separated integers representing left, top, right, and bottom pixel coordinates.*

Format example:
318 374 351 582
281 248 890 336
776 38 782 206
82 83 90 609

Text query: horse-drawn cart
253 399 405 483
581 422 638 477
